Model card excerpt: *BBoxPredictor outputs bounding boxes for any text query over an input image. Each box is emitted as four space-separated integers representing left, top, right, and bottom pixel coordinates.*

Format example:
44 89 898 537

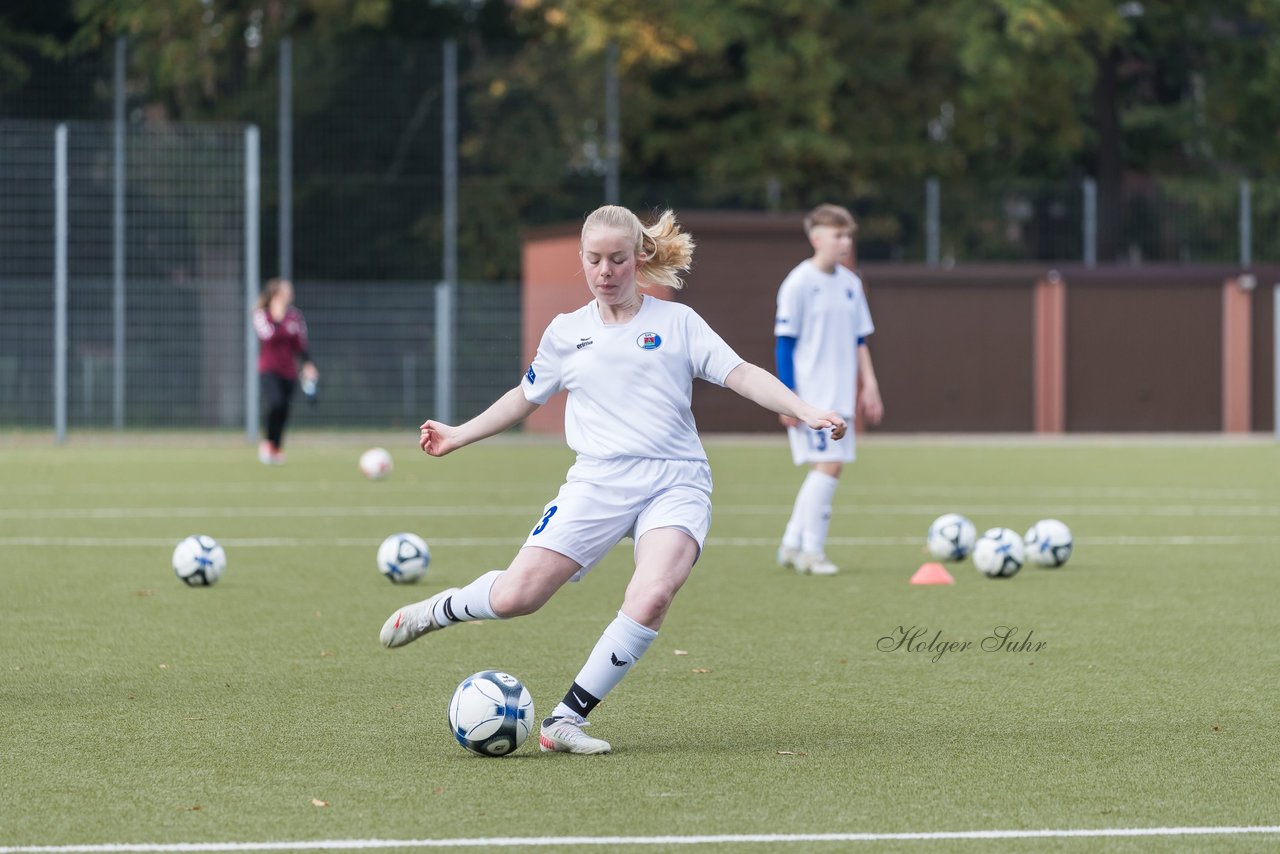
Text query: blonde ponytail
638 209 694 290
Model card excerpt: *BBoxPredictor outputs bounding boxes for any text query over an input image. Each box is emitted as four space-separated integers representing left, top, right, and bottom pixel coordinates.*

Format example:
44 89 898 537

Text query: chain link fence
281 279 519 431
0 119 249 431
5 34 1277 436
0 119 521 433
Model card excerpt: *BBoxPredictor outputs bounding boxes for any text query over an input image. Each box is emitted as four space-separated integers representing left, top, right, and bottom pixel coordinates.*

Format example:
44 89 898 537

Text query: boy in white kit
774 204 884 576
380 205 846 754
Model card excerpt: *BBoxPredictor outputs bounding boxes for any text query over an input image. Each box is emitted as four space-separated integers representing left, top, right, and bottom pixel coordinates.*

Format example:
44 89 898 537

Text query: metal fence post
54 124 68 444
605 42 620 205
1239 179 1252 269
245 126 261 443
1083 177 1097 267
113 36 127 429
438 39 458 425
435 281 453 424
279 37 292 280
925 178 940 267
402 352 417 422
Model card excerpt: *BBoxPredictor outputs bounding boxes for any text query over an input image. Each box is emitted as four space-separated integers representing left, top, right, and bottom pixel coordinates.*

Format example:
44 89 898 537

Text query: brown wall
520 229 581 435
1064 267 1224 431
843 265 1038 432
522 213 1278 433
670 217 1041 433
1250 274 1277 433
673 213 819 434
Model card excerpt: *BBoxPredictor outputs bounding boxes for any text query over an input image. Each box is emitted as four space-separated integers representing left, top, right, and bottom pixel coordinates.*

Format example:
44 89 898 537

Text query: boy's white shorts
787 418 856 466
521 456 712 581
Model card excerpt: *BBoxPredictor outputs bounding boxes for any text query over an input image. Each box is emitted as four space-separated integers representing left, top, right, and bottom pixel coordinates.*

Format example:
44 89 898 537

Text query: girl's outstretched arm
420 386 540 457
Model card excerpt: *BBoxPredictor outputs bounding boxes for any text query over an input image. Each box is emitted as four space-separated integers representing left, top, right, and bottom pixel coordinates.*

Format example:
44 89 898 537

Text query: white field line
3 503 1280 520
0 535 1277 549
5 482 1265 500
1 825 1278 852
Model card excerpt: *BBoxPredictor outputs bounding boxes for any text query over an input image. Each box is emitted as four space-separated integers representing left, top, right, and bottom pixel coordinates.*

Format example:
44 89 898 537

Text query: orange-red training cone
910 562 955 585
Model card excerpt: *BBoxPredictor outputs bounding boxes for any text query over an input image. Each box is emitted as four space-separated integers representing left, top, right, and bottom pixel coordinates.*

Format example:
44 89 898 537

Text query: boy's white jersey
523 295 745 461
773 260 874 415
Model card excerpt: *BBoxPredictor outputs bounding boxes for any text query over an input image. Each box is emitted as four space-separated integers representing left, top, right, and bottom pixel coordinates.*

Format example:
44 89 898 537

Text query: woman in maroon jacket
252 278 318 464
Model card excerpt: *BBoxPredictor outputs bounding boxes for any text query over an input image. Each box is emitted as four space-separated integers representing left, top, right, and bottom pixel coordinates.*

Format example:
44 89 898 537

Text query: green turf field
2 434 1278 853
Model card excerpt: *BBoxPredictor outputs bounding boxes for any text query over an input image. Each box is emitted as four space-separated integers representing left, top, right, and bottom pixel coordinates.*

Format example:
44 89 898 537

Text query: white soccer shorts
521 456 713 581
787 419 856 466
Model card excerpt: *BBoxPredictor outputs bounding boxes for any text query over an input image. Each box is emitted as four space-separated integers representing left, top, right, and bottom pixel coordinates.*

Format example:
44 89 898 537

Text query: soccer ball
359 447 393 480
972 527 1025 578
925 513 977 561
172 535 226 587
376 532 430 584
1025 519 1073 568
448 670 535 757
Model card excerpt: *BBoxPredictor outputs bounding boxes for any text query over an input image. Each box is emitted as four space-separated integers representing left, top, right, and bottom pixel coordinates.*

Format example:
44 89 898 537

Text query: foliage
0 13 62 96
3 1 1278 273
65 0 391 118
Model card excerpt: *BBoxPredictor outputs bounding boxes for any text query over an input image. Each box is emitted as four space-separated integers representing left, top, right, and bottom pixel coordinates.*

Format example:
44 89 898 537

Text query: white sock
782 476 808 550
800 470 839 556
551 611 657 720
432 569 501 626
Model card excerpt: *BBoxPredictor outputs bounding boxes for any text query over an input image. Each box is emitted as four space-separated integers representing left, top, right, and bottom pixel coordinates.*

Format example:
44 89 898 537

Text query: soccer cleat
379 587 460 648
538 714 612 755
776 545 801 569
258 442 275 465
793 551 839 576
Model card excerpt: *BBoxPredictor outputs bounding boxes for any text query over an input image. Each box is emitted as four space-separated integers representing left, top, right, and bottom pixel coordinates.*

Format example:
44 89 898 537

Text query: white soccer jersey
774 260 874 416
523 295 745 461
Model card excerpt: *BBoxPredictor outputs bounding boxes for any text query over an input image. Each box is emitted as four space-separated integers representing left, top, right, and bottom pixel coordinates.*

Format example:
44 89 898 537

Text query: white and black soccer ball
926 513 977 561
972 527 1025 578
448 670 535 757
359 447 393 480
1025 519 1073 568
172 535 226 587
376 532 430 584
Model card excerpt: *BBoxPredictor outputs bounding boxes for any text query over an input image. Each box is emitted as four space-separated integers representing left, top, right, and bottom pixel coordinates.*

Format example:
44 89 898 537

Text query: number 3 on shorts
531 505 557 536
809 428 828 452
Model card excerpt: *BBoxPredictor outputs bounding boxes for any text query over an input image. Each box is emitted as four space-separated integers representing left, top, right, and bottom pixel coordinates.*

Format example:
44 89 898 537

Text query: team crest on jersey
636 332 662 350
525 365 536 383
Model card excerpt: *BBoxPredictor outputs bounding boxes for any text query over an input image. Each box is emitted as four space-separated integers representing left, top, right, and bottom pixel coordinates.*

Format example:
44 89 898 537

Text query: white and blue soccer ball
972 527 1025 578
172 535 226 587
1025 519 1073 568
926 513 978 561
376 532 430 584
359 447 393 480
448 670 535 757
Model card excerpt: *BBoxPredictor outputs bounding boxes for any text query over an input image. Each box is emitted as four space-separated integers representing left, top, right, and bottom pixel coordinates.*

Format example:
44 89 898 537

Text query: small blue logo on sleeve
636 332 662 350
525 365 536 383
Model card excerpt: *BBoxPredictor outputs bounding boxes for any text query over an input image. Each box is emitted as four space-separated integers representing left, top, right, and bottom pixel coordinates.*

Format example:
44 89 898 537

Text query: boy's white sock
800 470 840 555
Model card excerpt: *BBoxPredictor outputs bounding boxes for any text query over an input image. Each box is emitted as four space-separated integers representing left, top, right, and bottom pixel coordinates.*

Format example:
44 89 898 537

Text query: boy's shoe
270 449 286 465
794 552 839 576
379 588 460 648
258 442 275 465
538 714 612 755
776 545 801 569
